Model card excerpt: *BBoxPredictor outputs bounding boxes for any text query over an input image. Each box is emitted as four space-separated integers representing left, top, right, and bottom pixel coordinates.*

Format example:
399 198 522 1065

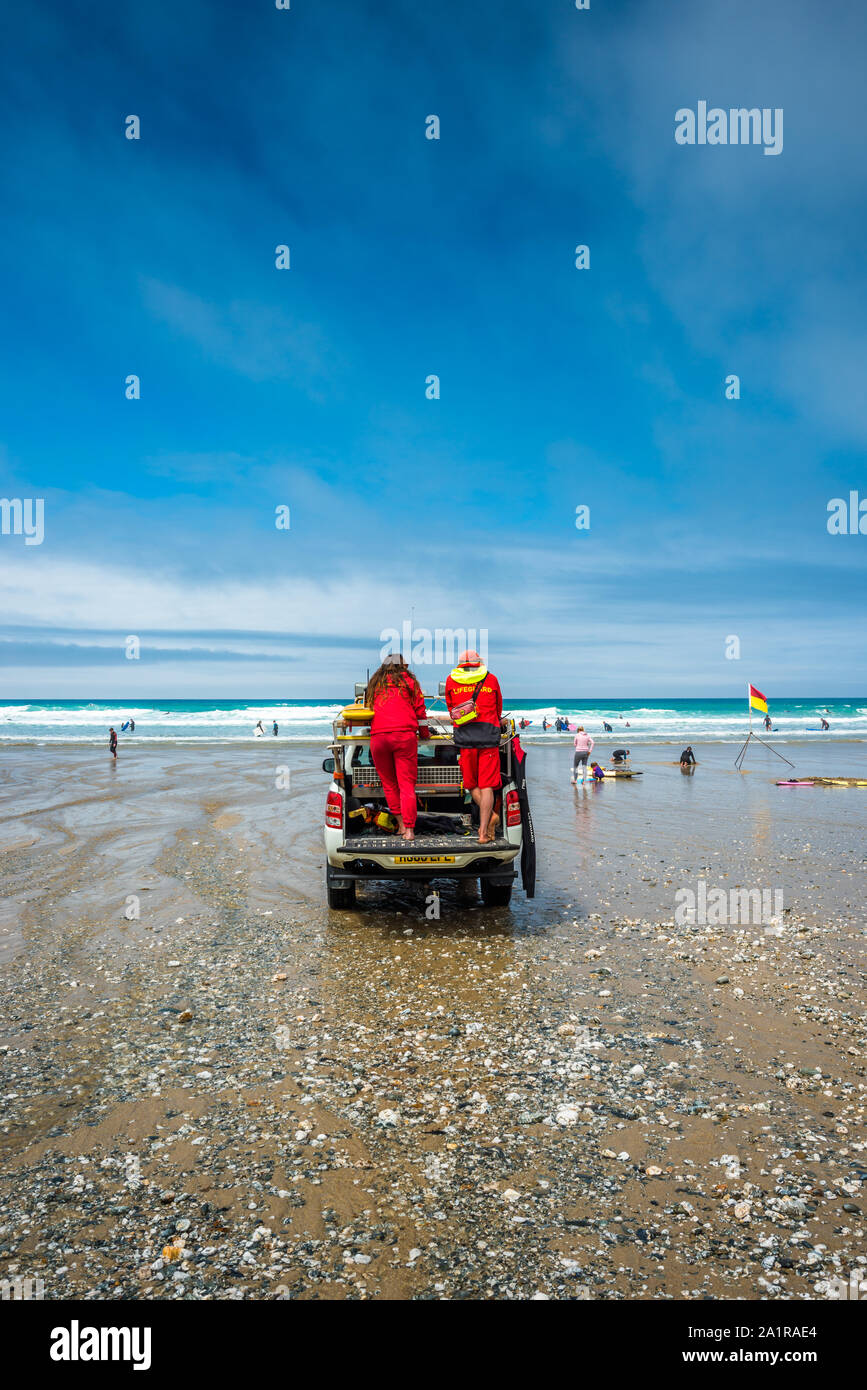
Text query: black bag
453 719 501 749
450 676 500 749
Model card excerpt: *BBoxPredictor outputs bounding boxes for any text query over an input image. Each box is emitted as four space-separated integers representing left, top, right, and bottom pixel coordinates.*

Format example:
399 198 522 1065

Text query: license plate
394 854 456 864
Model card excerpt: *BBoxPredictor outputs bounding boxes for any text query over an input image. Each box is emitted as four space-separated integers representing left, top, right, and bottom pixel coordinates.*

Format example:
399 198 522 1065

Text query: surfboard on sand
810 776 867 786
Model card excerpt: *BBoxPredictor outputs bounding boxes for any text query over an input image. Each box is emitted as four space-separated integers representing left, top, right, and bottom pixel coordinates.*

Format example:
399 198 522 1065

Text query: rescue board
809 776 867 786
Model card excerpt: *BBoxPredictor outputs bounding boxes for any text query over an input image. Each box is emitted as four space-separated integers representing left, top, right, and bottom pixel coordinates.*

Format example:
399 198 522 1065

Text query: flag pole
735 682 794 770
735 684 752 770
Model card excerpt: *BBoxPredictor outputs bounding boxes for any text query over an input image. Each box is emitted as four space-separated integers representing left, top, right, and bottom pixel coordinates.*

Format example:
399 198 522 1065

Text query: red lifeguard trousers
370 731 419 829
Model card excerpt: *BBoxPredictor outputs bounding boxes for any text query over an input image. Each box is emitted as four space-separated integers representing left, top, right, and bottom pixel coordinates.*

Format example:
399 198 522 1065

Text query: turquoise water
0 698 863 743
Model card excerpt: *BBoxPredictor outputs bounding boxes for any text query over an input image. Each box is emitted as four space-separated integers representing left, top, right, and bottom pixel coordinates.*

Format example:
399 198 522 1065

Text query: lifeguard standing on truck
445 650 503 844
366 654 430 842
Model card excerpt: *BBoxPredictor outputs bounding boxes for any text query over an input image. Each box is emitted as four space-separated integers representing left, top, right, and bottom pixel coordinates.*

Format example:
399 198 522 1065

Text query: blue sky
1 0 865 696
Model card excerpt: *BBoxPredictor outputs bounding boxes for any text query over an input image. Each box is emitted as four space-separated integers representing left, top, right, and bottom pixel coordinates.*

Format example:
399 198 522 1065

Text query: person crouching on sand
444 649 504 844
571 726 594 785
367 654 430 842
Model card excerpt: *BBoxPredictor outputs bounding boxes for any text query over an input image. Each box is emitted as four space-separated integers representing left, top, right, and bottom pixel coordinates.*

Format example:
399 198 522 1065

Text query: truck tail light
325 791 343 828
505 788 521 827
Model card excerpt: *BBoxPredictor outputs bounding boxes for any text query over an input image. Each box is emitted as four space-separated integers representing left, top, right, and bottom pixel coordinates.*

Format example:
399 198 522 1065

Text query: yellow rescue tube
341 704 375 723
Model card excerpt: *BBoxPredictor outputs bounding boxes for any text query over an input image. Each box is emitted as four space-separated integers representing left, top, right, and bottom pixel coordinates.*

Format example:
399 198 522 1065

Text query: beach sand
0 742 865 1300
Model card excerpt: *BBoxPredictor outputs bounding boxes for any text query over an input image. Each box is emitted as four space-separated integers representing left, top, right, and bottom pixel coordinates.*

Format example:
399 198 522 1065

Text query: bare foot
486 813 501 842
403 829 415 842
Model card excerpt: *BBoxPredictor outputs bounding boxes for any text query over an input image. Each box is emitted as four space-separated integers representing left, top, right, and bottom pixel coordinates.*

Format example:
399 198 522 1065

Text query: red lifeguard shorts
459 746 501 790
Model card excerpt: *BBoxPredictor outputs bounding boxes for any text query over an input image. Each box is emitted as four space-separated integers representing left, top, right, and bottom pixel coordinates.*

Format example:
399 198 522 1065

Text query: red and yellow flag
748 683 768 714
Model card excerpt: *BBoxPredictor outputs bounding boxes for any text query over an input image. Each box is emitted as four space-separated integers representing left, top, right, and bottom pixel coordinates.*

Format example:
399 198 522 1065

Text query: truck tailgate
337 833 515 856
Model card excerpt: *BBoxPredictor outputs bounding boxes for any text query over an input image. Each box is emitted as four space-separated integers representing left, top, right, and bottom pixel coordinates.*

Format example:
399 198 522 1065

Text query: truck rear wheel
326 868 356 909
480 878 512 907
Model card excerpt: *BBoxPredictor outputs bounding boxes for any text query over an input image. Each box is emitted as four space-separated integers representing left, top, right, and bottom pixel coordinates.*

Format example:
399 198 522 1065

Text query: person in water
680 745 697 766
820 717 830 730
444 649 504 844
367 654 430 842
764 713 772 731
273 721 279 736
109 727 118 760
603 720 613 733
129 717 135 732
255 719 265 735
571 726 594 785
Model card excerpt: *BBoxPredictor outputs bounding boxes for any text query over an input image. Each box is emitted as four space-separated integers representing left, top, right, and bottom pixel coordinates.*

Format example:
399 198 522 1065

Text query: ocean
0 698 864 744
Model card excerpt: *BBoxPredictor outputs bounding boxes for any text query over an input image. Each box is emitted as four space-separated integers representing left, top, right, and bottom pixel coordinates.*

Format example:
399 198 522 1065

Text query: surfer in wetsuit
129 718 135 732
820 717 830 730
273 721 278 736
109 727 118 760
680 745 696 767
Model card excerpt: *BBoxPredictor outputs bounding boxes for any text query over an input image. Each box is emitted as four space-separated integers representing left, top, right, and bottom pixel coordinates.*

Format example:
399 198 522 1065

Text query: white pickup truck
322 684 535 910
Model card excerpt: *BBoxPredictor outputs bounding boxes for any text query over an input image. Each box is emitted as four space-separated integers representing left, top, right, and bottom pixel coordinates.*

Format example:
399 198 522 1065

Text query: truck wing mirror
322 756 335 773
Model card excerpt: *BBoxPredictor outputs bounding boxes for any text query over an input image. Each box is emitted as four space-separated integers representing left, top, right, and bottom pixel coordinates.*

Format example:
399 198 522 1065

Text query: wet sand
0 743 865 1300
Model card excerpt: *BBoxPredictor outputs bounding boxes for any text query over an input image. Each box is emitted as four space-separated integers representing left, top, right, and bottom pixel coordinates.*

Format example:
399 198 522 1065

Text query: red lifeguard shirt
444 670 503 726
370 676 430 737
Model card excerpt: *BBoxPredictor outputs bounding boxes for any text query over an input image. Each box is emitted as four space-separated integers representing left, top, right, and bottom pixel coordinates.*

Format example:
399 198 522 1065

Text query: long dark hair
365 654 421 707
